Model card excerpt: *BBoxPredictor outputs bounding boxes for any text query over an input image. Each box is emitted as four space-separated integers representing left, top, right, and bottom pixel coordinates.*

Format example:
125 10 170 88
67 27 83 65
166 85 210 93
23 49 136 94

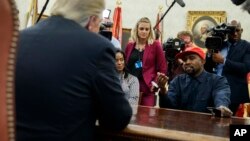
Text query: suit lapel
227 41 242 59
142 44 150 67
126 43 136 63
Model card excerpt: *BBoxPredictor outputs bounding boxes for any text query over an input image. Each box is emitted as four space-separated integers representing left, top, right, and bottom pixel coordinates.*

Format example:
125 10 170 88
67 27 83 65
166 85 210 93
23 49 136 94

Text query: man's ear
86 16 94 31
86 16 100 33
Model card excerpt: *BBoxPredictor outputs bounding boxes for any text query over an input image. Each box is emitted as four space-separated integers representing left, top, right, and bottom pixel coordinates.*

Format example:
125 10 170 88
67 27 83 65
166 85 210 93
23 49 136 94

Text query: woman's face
137 22 150 40
115 52 125 72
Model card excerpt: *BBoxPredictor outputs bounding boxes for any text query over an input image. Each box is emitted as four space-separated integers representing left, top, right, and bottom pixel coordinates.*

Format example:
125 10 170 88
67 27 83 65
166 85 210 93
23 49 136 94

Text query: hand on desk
216 105 233 117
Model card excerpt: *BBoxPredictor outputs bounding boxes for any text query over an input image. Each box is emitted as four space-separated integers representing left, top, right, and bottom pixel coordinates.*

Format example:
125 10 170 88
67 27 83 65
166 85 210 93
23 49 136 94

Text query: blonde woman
125 17 167 106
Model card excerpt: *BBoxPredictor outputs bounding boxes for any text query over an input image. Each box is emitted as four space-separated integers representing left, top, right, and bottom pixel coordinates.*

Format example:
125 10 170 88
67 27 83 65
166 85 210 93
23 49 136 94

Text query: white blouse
118 72 140 105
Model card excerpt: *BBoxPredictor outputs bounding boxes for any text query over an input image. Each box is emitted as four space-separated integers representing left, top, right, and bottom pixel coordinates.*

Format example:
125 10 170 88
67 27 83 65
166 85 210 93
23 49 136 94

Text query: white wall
16 0 250 41
106 0 250 41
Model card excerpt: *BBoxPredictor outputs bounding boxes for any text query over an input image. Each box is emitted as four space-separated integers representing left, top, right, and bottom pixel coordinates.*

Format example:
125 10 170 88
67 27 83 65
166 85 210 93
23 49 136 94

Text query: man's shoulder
240 39 250 48
240 39 250 44
204 71 226 81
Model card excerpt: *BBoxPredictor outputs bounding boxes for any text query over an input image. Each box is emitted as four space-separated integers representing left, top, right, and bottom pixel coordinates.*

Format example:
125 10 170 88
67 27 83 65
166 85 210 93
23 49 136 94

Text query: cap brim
175 51 194 60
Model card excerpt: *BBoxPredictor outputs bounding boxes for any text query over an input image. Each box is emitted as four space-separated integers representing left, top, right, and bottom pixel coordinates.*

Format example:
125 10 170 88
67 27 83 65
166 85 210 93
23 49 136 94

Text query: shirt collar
226 39 241 47
186 70 207 83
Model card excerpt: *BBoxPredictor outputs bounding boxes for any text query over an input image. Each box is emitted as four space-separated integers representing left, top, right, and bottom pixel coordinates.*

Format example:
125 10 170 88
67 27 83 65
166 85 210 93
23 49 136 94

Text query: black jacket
16 16 132 141
205 40 250 104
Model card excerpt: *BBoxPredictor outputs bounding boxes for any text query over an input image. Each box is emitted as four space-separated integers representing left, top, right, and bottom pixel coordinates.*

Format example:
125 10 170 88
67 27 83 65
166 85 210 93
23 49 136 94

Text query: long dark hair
116 50 129 79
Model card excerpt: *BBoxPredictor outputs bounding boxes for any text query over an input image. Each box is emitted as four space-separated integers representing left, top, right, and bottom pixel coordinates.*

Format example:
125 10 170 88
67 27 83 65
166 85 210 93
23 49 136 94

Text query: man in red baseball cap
155 47 233 117
175 47 206 77
176 47 206 60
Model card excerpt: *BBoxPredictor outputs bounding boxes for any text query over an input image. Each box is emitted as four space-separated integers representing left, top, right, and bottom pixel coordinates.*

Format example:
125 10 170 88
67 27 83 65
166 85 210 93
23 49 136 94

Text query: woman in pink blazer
125 17 167 106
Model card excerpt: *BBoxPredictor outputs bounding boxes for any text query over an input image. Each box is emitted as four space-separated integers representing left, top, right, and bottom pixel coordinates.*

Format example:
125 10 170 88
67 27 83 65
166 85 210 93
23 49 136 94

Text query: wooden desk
97 106 250 141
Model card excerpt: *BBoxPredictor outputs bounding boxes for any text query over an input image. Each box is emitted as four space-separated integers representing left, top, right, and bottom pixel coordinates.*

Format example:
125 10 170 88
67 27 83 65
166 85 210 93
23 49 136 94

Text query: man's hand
212 52 225 64
156 72 168 95
216 105 233 117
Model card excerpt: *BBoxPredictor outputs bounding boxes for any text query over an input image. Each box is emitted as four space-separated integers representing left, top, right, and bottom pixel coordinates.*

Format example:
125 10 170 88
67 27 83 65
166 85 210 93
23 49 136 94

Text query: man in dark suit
15 0 132 141
205 20 250 115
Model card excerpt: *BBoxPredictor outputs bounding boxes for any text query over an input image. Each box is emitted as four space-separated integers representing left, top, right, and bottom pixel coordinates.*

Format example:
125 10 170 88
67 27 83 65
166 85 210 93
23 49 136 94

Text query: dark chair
0 0 19 141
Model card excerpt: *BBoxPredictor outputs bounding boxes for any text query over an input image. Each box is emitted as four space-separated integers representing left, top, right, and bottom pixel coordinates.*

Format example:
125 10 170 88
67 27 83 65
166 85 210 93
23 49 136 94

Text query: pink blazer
125 41 167 88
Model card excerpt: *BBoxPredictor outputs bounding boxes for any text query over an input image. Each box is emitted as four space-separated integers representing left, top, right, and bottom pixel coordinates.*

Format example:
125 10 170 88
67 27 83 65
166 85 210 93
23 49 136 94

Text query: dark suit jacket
205 40 250 104
16 16 132 141
125 41 167 88
223 40 250 104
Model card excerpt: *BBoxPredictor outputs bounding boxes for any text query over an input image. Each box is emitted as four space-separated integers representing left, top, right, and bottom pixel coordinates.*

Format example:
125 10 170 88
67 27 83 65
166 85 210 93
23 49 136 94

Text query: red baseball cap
175 47 206 60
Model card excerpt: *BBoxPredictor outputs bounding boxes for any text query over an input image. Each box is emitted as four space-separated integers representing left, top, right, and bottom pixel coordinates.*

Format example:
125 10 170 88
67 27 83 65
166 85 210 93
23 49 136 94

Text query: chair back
0 0 19 141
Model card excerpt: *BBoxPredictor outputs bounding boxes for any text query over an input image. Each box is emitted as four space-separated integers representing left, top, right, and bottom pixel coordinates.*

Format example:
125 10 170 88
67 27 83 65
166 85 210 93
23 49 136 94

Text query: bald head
230 20 241 28
228 20 243 42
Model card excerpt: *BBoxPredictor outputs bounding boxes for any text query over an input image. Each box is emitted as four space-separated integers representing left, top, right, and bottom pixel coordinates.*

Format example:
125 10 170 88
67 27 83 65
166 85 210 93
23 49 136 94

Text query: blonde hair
131 17 155 44
50 0 105 26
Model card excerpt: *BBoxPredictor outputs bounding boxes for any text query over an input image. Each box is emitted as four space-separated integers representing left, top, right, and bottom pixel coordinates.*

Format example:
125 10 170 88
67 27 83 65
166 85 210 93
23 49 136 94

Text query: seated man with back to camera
15 0 132 141
157 47 233 117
